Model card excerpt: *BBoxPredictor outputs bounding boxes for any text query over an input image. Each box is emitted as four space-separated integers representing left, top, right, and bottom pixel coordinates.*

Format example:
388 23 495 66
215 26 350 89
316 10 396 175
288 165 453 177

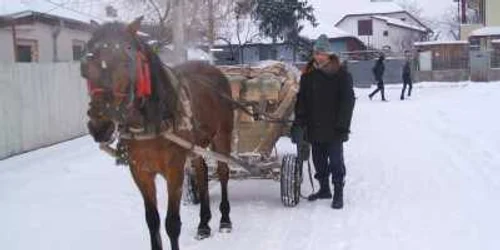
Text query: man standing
369 54 387 101
401 60 413 100
292 34 355 209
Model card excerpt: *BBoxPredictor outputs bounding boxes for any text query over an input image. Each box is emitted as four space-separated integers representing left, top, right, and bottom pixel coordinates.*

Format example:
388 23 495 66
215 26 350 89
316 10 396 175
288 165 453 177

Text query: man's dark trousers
311 141 346 184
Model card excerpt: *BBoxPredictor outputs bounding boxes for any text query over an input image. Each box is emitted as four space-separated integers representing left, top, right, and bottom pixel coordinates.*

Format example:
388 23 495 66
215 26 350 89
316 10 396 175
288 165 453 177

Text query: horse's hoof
219 222 232 233
195 228 211 240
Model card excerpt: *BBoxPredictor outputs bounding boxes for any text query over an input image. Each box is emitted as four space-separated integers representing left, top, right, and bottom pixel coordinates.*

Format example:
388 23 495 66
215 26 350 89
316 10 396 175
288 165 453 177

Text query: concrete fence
347 59 408 88
0 62 89 160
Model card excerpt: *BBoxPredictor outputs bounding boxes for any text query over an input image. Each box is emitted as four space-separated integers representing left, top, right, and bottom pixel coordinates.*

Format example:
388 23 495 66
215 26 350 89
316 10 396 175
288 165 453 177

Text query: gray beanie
313 34 331 54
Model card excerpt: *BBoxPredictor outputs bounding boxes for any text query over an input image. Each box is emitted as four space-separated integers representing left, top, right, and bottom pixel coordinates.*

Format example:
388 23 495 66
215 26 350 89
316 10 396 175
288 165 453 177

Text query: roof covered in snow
414 40 469 46
372 15 428 33
0 2 99 24
0 10 94 30
469 26 500 37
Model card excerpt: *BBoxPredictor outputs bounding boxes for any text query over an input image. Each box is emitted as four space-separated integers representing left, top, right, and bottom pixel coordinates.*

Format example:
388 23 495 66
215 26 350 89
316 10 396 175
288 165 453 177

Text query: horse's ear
89 20 100 31
128 16 144 34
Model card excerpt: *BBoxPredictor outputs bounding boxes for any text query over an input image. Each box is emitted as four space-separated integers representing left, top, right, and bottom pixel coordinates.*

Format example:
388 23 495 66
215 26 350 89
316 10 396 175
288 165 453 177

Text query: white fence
0 63 89 159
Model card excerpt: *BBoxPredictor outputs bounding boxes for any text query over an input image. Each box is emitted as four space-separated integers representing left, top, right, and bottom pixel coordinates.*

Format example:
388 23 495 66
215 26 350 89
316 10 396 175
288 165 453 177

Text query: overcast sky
1 0 457 38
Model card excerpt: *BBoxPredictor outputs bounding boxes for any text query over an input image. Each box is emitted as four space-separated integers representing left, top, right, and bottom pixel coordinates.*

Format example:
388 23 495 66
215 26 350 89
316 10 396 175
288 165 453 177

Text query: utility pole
208 0 215 64
10 19 18 62
173 0 185 64
461 0 467 24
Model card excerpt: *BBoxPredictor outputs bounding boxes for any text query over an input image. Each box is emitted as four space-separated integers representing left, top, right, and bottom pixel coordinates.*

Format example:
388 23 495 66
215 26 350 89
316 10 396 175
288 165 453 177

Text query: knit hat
313 34 331 54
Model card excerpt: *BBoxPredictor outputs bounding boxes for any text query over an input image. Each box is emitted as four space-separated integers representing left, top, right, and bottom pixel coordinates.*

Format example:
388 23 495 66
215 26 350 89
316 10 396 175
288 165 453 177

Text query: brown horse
80 17 234 250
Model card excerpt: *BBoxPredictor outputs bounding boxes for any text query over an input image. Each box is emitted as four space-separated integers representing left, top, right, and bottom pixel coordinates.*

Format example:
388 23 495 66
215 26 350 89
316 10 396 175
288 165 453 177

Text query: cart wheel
280 154 302 207
183 168 200 205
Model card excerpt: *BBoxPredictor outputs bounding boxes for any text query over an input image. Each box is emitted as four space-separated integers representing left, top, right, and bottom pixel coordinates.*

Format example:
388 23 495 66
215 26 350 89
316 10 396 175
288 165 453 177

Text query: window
16 39 38 62
357 20 373 36
383 30 389 37
72 40 86 61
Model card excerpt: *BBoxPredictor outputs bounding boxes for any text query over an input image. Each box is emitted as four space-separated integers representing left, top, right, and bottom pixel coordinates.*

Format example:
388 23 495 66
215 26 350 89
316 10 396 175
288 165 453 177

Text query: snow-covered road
1 83 500 250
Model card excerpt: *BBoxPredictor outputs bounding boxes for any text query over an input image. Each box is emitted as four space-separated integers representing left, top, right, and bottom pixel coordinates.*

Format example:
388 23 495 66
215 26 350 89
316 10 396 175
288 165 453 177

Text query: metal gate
470 51 490 82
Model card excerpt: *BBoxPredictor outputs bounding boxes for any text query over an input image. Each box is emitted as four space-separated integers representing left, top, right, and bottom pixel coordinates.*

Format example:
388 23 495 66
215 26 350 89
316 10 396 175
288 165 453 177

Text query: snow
2 82 500 250
414 40 469 46
372 15 427 33
470 26 500 37
187 48 211 61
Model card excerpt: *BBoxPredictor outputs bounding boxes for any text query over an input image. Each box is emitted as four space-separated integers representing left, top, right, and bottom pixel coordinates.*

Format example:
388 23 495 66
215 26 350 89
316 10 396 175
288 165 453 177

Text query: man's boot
331 181 344 209
308 181 332 201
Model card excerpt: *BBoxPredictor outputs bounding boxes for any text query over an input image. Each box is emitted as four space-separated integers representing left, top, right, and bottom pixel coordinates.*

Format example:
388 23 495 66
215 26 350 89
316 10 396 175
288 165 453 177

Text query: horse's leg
130 167 162 250
193 157 212 239
213 133 232 233
165 164 184 250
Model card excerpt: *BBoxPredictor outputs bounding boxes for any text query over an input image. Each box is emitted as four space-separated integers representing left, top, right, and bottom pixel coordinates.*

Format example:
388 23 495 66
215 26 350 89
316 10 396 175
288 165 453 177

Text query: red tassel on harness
136 52 152 98
87 80 104 96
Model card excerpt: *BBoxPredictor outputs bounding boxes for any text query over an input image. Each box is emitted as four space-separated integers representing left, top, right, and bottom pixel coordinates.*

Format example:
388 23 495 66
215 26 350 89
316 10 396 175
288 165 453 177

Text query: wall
488 69 500 81
0 62 89 159
336 15 422 52
415 70 469 82
486 0 500 26
56 26 91 61
0 23 90 63
389 24 422 52
0 28 14 62
347 59 408 88
460 24 484 40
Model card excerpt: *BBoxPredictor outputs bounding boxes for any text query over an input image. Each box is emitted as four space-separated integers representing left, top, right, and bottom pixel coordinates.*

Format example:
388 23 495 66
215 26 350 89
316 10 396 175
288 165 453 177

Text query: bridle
81 35 152 122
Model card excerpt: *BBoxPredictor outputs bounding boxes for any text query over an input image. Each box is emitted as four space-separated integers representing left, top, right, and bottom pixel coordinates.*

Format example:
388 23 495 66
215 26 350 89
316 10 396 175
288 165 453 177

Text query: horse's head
81 17 150 129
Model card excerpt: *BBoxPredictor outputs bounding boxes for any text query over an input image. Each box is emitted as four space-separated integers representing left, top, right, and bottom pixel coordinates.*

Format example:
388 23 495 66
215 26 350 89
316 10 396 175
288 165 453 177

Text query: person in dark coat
369 54 387 101
292 34 355 209
400 60 413 100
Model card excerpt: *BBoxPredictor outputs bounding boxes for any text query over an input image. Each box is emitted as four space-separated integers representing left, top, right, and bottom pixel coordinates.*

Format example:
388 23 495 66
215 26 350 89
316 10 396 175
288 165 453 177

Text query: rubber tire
280 154 302 207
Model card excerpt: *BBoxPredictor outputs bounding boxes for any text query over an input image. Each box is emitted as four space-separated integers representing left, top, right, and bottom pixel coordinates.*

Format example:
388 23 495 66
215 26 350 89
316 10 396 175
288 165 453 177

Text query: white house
335 9 432 52
0 11 92 63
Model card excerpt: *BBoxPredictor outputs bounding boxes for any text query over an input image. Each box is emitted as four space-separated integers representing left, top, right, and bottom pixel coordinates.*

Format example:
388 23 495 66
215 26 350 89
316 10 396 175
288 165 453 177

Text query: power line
41 0 105 21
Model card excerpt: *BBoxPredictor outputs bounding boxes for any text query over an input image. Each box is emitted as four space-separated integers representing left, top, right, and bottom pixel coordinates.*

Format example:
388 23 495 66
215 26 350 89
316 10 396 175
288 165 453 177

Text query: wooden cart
183 61 305 207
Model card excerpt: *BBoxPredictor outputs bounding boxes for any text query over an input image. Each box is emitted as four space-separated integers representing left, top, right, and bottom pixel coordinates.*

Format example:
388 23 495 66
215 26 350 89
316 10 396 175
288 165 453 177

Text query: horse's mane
136 33 180 133
89 22 180 133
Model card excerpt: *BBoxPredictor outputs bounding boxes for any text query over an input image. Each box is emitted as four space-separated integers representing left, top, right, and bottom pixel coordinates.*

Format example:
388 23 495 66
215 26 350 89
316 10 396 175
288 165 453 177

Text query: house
468 26 500 50
335 8 432 52
213 27 365 65
459 0 500 40
0 11 92 63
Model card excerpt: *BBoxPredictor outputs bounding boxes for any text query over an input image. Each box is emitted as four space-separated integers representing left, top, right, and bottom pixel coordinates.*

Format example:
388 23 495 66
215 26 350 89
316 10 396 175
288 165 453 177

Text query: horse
80 17 234 250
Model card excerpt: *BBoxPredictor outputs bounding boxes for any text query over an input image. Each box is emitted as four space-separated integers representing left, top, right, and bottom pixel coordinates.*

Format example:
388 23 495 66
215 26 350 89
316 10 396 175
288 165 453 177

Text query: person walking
369 54 387 101
291 34 355 209
400 60 413 100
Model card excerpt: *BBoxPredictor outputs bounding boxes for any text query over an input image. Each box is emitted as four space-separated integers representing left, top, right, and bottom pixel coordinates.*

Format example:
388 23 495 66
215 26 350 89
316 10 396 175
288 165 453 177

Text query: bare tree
213 0 261 64
439 6 460 40
396 0 424 19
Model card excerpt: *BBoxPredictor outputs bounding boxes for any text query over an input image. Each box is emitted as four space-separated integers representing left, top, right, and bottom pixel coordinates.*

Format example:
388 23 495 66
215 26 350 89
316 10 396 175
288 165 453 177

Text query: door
470 51 490 82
